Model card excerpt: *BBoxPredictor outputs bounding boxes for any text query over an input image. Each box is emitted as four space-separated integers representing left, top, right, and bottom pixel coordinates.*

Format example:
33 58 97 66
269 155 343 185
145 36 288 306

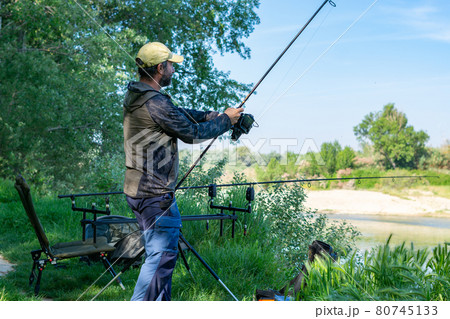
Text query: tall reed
300 236 449 301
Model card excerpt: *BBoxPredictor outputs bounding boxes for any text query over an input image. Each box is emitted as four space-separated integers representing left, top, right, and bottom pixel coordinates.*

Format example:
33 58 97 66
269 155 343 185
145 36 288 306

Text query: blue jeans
126 193 182 301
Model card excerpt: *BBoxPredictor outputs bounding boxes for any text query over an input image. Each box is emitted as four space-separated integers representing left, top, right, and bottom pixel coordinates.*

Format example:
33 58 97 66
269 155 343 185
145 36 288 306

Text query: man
123 42 243 301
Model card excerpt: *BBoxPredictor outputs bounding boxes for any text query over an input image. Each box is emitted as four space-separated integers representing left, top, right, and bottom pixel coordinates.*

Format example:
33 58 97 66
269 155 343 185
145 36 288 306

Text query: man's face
159 61 175 87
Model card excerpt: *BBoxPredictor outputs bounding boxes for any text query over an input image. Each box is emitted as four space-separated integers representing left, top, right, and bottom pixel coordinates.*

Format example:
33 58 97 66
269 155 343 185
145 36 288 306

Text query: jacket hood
123 81 160 112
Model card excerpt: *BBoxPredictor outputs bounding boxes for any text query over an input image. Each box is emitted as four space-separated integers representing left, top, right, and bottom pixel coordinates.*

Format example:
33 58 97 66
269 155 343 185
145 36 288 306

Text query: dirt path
304 189 450 216
0 255 15 277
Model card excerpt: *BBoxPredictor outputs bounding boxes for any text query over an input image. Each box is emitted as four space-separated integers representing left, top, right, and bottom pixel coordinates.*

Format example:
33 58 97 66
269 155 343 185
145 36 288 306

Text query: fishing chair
14 175 125 296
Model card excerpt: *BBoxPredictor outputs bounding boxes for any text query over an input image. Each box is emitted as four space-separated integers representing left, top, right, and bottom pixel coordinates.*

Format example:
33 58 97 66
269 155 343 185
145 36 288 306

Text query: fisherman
122 42 243 301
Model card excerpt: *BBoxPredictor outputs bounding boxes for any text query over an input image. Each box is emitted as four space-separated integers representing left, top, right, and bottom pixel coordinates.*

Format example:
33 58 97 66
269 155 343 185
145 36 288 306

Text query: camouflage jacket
123 81 231 198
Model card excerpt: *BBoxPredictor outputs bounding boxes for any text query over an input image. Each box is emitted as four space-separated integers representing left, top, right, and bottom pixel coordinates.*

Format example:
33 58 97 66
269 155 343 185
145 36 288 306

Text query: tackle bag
86 215 144 263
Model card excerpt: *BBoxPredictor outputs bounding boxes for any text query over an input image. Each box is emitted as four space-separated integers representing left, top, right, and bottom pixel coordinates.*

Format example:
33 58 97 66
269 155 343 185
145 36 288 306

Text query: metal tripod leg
101 254 125 290
90 248 146 301
178 241 195 281
179 233 239 301
91 234 239 301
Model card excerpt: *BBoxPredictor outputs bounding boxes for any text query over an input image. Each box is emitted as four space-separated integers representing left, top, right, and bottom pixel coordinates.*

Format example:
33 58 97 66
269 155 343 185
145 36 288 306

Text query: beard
159 72 172 87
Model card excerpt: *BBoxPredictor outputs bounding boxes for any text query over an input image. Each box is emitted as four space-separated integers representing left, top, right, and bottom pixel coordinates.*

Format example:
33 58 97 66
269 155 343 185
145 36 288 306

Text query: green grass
0 178 287 301
299 236 450 301
1 175 448 301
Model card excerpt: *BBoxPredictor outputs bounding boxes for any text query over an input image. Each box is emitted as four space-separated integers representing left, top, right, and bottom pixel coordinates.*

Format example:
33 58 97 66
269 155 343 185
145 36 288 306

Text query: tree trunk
381 149 396 169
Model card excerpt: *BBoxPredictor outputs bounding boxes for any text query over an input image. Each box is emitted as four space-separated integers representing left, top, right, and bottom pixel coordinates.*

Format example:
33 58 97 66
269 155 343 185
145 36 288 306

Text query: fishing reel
231 113 256 141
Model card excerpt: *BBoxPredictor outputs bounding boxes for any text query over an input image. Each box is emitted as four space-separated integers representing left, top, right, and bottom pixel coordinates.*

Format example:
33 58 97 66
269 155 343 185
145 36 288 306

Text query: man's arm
180 108 221 124
146 95 232 144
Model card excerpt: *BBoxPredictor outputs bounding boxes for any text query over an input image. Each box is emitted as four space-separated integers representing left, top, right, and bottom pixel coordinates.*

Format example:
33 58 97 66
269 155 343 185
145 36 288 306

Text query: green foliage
0 178 16 203
354 104 429 169
256 184 360 268
316 141 355 175
336 146 356 170
302 151 322 176
300 238 450 301
0 0 260 190
0 0 125 187
254 142 357 180
348 168 450 189
0 287 7 301
0 159 363 300
320 141 342 175
235 146 256 167
89 0 260 112
419 142 450 170
255 157 283 181
255 152 303 181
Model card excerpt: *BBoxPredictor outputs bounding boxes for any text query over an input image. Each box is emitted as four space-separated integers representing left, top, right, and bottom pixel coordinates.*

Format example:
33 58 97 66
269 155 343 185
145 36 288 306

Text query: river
327 213 450 251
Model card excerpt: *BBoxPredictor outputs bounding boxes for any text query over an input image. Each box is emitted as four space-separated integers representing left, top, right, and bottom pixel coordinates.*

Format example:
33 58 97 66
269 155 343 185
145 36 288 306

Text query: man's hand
224 107 244 125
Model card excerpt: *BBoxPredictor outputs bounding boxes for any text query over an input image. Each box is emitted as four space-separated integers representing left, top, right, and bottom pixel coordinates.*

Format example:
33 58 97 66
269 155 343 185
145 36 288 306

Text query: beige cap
136 42 184 68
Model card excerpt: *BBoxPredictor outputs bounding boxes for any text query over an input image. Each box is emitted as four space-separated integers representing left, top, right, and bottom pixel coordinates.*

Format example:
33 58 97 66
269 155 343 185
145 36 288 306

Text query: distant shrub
419 146 450 170
336 146 356 170
256 183 360 268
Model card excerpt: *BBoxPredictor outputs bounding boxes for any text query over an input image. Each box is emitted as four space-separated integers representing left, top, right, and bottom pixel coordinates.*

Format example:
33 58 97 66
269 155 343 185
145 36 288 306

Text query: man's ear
157 63 165 75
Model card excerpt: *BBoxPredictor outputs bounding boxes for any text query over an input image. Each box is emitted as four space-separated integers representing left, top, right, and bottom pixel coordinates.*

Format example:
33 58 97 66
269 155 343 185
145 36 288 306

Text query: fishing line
176 0 336 190
76 172 436 299
76 201 177 301
262 5 334 111
70 0 381 300
68 1 209 299
178 175 434 189
72 0 200 125
255 0 380 123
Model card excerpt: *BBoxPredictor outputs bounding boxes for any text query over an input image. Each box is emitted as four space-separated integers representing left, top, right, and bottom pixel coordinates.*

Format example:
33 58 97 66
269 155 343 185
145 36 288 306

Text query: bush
320 141 342 175
0 178 16 203
419 146 450 170
336 146 356 170
256 183 360 268
0 153 362 300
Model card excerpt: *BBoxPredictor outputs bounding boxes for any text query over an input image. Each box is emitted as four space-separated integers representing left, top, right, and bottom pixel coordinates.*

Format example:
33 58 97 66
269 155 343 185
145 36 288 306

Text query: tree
0 0 125 187
320 141 341 175
336 146 355 170
0 0 260 189
353 104 429 169
91 0 259 111
303 151 322 176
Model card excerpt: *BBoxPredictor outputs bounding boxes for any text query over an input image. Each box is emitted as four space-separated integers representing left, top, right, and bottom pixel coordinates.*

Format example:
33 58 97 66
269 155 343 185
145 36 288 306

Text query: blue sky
209 0 450 154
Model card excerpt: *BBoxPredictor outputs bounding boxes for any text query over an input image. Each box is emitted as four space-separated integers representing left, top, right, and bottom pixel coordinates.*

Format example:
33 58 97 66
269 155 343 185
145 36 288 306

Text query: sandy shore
304 189 450 216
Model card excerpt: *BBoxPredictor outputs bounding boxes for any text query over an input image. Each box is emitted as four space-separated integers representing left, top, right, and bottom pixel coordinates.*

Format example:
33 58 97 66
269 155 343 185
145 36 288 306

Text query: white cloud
392 3 450 42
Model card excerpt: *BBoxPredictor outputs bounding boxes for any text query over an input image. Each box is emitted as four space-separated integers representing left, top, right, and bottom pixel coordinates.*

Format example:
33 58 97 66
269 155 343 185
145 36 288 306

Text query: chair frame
14 175 125 296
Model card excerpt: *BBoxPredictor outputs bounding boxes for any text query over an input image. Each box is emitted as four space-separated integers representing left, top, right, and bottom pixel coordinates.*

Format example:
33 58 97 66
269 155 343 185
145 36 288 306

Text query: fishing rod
58 175 438 198
57 0 339 199
175 0 337 190
73 173 437 301
67 0 345 302
177 175 439 190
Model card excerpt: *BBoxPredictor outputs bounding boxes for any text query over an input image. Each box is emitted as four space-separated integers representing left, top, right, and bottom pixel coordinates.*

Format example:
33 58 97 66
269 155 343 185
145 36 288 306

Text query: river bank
304 189 450 250
304 189 450 216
